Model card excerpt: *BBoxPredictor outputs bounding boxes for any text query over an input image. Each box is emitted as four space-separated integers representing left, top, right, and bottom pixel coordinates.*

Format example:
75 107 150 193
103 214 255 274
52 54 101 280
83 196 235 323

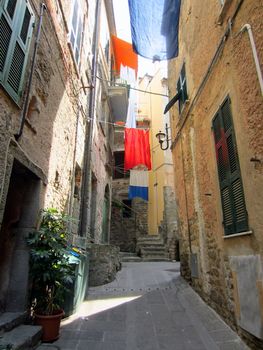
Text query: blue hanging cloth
128 0 181 61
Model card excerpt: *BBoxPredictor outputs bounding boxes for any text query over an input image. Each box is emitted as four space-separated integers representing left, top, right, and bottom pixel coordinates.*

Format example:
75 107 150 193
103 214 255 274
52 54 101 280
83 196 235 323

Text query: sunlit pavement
36 262 249 350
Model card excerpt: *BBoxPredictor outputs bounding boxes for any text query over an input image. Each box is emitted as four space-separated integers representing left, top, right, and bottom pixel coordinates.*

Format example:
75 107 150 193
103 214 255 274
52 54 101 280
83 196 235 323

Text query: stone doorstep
0 313 27 334
0 325 42 350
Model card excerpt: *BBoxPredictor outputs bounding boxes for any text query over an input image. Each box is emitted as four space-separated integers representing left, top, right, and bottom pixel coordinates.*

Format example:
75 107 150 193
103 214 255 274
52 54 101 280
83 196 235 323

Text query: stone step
136 242 164 249
120 252 137 257
137 242 165 247
120 252 142 262
142 257 170 262
0 325 42 350
122 256 142 262
141 253 168 258
0 313 27 335
137 235 163 242
140 246 166 251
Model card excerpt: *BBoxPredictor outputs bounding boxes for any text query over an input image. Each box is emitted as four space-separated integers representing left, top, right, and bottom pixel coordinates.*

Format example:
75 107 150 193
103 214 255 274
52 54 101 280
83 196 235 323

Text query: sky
112 0 156 77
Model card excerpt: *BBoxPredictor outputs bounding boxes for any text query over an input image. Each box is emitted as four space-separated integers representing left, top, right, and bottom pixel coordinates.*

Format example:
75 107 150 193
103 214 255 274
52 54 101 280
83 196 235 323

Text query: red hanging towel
124 128 152 170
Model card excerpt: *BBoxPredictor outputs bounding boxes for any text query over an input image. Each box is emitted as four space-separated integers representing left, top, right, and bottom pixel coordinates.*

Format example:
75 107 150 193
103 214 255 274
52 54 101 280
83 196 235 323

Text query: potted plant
27 208 74 342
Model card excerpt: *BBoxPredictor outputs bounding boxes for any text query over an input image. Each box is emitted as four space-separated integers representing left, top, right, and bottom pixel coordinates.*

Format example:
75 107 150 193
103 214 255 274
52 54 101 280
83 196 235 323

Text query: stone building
0 0 120 314
167 0 263 348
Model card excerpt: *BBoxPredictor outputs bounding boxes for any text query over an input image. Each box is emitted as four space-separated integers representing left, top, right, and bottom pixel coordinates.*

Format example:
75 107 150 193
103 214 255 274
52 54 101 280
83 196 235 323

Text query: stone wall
132 198 148 236
168 0 263 348
0 0 116 313
162 186 179 260
110 178 149 252
88 244 121 287
110 203 137 252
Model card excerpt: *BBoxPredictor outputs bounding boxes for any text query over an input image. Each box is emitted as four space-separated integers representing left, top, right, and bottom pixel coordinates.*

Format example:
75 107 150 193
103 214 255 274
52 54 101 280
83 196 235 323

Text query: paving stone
59 329 104 341
217 340 250 350
103 330 127 342
80 319 126 332
209 329 240 342
35 346 60 350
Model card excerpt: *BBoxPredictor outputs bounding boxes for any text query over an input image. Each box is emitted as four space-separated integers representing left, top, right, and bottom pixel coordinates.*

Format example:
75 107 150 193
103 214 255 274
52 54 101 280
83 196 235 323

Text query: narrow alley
0 0 262 349
36 262 248 350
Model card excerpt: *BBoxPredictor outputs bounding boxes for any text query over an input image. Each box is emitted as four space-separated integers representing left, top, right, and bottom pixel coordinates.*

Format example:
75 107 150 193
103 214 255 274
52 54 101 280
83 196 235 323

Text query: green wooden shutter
213 97 248 234
0 0 17 81
0 0 34 103
177 63 188 114
177 79 182 113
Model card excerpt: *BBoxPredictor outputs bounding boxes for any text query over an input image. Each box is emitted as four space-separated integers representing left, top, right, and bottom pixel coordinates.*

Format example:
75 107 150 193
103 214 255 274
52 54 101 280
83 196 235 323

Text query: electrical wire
94 75 169 97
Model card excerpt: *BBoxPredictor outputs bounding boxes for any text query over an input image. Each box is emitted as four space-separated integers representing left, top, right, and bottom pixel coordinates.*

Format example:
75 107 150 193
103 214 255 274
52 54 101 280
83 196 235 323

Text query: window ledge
223 230 253 239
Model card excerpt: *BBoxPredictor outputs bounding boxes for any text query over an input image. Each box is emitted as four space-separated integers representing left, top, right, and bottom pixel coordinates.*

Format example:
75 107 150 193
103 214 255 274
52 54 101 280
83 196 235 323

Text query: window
122 199 132 218
177 63 188 113
69 0 83 65
0 0 35 103
113 151 129 179
212 97 248 235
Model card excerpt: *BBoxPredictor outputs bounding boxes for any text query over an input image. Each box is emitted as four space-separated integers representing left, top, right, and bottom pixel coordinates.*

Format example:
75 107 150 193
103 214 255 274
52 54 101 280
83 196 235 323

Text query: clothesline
87 115 151 129
94 75 168 97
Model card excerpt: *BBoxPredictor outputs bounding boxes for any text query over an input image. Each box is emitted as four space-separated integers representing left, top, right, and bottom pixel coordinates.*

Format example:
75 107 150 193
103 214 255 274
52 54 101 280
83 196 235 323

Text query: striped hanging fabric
129 170 149 201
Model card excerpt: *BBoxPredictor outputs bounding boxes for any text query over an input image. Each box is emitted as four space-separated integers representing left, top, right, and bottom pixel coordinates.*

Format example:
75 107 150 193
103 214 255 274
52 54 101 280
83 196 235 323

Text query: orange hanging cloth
111 35 138 76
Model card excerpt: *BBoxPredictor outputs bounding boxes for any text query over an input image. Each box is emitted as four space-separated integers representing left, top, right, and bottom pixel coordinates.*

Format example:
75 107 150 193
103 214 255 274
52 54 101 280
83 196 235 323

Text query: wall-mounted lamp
156 123 170 150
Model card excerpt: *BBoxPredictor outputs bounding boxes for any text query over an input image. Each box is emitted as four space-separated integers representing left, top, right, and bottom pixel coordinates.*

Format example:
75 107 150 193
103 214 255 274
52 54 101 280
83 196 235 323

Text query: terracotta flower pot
35 309 64 342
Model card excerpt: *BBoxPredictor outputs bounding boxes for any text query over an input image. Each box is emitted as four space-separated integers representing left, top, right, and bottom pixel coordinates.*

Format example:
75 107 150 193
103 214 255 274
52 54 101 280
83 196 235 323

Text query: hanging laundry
111 35 138 75
120 65 137 128
128 0 181 60
129 170 148 201
124 128 151 170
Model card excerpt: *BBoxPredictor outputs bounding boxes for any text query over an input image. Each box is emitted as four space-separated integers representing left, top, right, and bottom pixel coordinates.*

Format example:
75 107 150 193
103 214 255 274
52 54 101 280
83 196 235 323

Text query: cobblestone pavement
36 262 250 350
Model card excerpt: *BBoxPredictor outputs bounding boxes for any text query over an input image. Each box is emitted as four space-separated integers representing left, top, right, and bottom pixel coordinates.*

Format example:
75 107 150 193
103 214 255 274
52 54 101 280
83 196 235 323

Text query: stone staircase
136 235 169 261
0 312 42 349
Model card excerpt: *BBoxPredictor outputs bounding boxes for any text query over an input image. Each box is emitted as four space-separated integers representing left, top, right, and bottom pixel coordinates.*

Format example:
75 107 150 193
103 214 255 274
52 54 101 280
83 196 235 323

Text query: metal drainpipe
15 3 46 140
239 24 263 96
79 0 102 238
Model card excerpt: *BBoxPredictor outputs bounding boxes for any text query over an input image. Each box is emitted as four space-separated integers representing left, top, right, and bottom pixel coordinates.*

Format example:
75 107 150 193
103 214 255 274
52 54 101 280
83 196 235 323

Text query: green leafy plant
27 208 74 315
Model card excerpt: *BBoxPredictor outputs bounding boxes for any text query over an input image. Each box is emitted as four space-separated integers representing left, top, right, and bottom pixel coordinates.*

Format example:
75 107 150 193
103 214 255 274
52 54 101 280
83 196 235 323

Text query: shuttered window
212 97 248 235
0 0 34 103
177 62 188 114
69 0 83 65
